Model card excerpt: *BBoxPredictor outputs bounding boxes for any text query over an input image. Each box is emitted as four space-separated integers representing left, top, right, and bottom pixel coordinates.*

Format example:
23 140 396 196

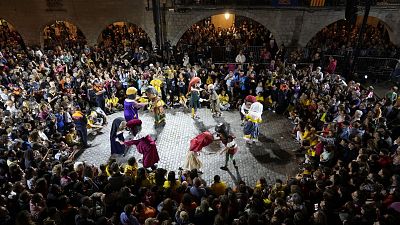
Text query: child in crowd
105 92 122 114
219 89 230 111
65 126 80 147
256 91 264 105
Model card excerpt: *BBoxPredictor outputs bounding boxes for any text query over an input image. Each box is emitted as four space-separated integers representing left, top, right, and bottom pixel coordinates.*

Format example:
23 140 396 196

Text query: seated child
105 93 122 113
65 126 81 147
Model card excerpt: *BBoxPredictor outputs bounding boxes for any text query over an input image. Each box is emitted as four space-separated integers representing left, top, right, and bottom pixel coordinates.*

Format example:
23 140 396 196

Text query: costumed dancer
72 105 90 148
188 77 202 119
215 123 238 171
110 117 127 156
145 86 166 127
124 87 146 121
207 84 221 117
240 95 256 125
183 131 214 171
243 102 263 144
121 119 160 170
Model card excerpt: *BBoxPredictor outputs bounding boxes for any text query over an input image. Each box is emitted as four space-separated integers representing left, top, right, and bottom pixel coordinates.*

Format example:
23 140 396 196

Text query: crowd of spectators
306 20 400 60
1 16 400 225
176 16 278 64
42 21 86 51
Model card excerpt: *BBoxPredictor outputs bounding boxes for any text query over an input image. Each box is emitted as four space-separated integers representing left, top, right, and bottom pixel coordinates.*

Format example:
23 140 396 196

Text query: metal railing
322 55 398 81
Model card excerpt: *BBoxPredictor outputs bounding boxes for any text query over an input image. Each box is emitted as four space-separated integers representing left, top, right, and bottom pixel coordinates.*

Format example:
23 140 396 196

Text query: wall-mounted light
224 12 230 20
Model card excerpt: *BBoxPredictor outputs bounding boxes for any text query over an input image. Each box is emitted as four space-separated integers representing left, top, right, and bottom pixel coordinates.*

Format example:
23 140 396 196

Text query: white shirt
235 54 246 64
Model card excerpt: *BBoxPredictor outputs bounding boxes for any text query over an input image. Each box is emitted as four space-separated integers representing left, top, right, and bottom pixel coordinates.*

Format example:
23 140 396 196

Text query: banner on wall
271 0 299 6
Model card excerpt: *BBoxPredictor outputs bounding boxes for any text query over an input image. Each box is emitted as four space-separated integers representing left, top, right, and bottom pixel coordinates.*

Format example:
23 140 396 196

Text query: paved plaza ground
77 108 300 186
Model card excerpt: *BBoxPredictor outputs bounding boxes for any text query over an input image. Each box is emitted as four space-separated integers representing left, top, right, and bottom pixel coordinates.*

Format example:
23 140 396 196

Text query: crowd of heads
176 16 278 63
43 21 86 51
1 15 400 225
307 19 400 59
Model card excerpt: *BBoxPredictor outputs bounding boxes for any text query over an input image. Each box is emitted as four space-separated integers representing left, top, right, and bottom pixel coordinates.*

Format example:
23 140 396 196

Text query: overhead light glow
224 13 230 20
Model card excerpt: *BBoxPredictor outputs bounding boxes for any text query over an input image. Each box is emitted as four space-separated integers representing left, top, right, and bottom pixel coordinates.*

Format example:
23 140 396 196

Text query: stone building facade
0 0 399 47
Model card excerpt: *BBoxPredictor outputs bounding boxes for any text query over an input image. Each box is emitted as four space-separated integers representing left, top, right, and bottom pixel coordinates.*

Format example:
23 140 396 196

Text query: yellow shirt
219 94 229 104
206 76 213 85
150 79 162 94
245 114 262 123
65 132 77 145
256 96 264 103
124 164 138 180
163 180 181 191
211 182 227 196
106 97 119 106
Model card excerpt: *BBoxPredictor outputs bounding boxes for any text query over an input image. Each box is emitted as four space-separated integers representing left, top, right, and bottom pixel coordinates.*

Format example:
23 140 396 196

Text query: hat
126 87 137 95
127 119 142 128
245 95 256 103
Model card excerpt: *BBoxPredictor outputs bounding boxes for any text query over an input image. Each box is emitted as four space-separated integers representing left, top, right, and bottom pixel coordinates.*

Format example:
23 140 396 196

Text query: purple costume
124 99 145 121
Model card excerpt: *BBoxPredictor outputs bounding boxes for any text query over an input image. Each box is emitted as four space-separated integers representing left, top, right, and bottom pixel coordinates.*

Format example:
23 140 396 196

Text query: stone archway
0 18 25 49
97 22 153 50
299 9 400 47
303 15 397 53
166 9 282 47
41 20 87 50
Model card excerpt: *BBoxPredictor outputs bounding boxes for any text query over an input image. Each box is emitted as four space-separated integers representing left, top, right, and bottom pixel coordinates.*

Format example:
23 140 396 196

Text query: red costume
125 119 160 169
124 136 160 168
189 131 214 152
184 131 214 170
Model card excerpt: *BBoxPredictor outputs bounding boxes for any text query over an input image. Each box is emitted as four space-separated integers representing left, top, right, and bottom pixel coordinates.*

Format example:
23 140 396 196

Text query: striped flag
310 0 325 7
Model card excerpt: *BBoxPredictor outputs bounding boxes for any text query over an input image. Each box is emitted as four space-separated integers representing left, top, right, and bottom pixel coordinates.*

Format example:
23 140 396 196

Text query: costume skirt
184 151 202 170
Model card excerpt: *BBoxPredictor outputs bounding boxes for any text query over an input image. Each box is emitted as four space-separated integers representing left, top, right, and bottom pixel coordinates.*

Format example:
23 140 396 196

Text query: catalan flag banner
310 0 325 7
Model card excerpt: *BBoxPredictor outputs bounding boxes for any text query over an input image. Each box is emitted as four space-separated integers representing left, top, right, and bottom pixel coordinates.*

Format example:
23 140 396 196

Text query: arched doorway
0 19 25 50
42 21 86 50
306 16 398 58
98 22 152 51
176 14 278 63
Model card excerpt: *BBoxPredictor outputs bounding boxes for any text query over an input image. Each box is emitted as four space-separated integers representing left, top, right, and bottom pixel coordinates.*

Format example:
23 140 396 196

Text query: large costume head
126 87 137 99
245 95 256 104
188 77 201 93
207 84 215 93
126 119 142 136
215 123 229 137
248 102 263 120
145 86 158 100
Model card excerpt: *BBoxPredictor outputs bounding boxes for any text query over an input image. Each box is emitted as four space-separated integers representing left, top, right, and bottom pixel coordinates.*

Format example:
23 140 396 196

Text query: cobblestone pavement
77 108 300 186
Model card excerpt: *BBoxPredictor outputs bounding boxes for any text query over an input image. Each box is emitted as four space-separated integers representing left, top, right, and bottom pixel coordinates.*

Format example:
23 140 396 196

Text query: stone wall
0 0 156 46
165 7 400 47
0 0 399 48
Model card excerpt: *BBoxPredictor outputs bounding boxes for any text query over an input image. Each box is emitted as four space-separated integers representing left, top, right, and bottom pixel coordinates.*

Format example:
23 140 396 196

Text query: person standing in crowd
243 101 263 144
72 105 90 148
215 123 238 171
122 119 159 170
124 87 146 121
235 50 246 69
145 86 166 127
326 56 337 74
110 117 127 156
138 47 149 69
